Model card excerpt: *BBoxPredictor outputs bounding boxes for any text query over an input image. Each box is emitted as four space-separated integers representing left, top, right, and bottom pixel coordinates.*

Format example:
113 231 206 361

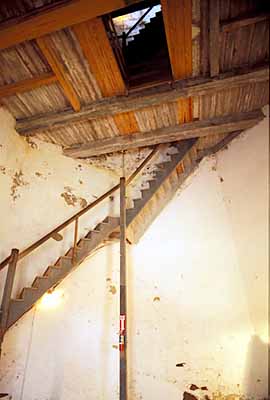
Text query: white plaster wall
0 109 268 400
0 108 117 298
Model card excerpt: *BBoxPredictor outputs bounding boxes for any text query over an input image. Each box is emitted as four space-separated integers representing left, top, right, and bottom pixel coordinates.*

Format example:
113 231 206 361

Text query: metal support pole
0 248 19 355
119 177 127 400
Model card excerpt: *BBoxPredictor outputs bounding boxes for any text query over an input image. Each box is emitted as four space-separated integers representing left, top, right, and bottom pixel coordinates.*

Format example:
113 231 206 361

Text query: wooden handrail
0 146 160 271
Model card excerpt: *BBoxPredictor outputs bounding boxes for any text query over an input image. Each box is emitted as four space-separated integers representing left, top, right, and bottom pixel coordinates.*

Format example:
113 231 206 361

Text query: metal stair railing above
0 146 160 349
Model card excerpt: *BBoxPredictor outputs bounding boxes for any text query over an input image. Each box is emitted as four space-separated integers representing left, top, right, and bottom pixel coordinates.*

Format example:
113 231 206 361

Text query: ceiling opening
104 1 172 90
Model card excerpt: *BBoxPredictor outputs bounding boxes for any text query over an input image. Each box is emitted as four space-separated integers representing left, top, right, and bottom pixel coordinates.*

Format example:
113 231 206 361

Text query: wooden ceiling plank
0 73 57 98
15 65 269 135
73 18 126 98
113 112 139 135
73 18 139 134
209 0 220 77
63 110 264 158
0 0 128 51
161 0 192 80
221 12 270 33
36 36 81 112
200 0 209 76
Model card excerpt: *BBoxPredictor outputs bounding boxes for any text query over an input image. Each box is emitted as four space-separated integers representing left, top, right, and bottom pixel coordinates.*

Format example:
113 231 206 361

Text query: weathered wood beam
63 110 264 158
200 0 209 76
196 131 243 162
73 18 126 97
220 12 270 33
161 0 192 80
0 0 133 50
36 36 81 112
0 73 57 99
73 18 139 135
209 0 220 77
16 65 269 135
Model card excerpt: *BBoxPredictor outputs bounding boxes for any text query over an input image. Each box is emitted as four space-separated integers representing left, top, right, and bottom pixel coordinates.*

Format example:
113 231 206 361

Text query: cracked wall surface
0 108 268 399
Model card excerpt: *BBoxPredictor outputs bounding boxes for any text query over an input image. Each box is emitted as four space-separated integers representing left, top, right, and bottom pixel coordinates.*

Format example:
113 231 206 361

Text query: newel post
0 248 19 354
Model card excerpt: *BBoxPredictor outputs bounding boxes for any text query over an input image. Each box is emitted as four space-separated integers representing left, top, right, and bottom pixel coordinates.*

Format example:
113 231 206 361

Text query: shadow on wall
243 335 268 399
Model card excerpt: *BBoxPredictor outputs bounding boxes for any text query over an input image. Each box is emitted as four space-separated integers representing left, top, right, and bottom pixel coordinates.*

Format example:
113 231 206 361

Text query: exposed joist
16 66 269 136
36 36 81 112
209 0 220 77
200 0 209 76
73 18 126 97
220 12 270 33
0 0 131 51
161 0 192 80
0 73 57 98
73 18 139 134
63 110 264 158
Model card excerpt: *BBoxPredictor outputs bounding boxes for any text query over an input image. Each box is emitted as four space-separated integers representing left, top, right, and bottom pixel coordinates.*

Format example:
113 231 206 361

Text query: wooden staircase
1 139 194 333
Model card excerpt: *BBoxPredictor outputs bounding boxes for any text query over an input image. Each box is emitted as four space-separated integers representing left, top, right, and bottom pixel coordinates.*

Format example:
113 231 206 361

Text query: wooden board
36 35 81 111
113 111 139 135
0 0 127 50
161 0 192 80
0 73 57 98
15 66 269 135
63 110 264 158
73 18 126 97
73 18 140 135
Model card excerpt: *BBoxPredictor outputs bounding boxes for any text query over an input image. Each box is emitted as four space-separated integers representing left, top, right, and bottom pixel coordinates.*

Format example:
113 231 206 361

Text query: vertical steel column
119 177 127 400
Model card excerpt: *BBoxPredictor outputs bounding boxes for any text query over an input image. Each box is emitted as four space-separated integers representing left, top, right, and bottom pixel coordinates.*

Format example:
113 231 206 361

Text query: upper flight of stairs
124 10 171 86
3 140 195 331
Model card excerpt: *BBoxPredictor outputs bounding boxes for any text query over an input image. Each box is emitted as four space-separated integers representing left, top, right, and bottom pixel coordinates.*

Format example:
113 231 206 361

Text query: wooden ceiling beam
0 0 134 50
36 36 81 112
73 17 139 134
209 0 220 77
15 65 269 136
0 73 57 98
161 0 192 80
220 12 270 33
63 110 264 158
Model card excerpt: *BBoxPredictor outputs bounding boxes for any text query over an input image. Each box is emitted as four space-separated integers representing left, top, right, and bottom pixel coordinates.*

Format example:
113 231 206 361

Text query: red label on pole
119 315 126 352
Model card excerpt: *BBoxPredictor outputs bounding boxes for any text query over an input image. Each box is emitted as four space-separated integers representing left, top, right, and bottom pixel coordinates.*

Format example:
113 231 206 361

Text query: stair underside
5 139 196 330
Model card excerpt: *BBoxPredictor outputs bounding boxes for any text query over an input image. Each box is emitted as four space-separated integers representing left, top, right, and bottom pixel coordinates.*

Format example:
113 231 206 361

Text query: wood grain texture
36 35 81 111
16 65 269 135
200 0 209 76
73 18 126 97
113 111 139 135
221 12 270 33
0 73 57 98
209 0 220 77
63 110 264 158
0 0 126 50
161 0 192 80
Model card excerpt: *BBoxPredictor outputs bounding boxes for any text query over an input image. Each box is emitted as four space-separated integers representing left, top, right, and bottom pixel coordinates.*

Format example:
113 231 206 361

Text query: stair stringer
6 216 119 329
4 139 195 330
126 139 198 243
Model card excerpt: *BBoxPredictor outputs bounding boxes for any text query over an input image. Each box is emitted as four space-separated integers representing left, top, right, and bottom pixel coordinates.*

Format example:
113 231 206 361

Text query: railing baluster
72 218 79 265
0 248 19 353
0 146 159 273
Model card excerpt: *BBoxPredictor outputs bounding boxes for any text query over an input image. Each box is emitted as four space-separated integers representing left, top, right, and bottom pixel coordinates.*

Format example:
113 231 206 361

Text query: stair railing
0 146 160 348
